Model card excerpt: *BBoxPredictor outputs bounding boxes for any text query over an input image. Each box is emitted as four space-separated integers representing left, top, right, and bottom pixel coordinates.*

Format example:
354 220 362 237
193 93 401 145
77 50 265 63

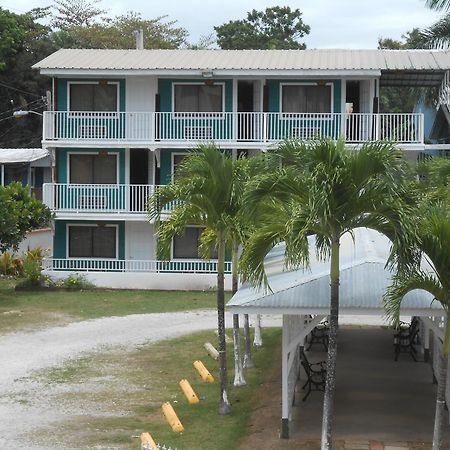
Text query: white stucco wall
125 76 157 112
125 221 155 260
17 228 53 255
43 270 231 291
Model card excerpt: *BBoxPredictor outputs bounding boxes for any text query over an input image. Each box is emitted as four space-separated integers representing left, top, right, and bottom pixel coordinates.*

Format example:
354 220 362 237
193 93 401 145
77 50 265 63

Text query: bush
61 274 94 290
0 252 22 276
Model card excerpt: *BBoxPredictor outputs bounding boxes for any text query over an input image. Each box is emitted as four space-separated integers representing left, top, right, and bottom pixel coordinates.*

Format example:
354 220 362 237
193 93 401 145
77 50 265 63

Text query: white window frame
171 82 226 118
67 151 120 185
279 82 334 118
66 223 119 260
67 81 120 115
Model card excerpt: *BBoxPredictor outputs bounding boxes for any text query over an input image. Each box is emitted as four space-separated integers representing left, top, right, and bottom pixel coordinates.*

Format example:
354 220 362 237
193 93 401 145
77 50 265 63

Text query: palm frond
426 0 450 11
421 13 450 49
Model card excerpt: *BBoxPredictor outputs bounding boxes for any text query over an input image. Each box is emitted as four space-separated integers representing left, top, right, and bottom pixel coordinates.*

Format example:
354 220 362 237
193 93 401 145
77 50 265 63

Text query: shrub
62 274 94 290
0 252 22 276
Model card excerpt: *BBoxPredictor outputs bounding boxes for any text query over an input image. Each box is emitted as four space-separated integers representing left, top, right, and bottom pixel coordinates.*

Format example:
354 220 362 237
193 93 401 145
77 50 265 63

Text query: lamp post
13 110 43 118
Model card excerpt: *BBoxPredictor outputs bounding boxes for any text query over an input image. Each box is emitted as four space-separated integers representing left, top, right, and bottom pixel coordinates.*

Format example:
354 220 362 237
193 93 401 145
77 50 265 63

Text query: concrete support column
281 314 289 439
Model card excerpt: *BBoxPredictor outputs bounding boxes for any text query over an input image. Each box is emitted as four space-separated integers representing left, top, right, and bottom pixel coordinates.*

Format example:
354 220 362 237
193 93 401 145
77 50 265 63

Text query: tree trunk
217 232 231 415
253 314 263 346
243 314 254 368
231 241 246 386
321 236 340 449
432 318 450 449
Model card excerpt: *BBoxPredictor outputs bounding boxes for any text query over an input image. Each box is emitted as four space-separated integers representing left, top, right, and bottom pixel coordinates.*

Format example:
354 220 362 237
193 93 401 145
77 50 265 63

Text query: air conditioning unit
78 125 108 139
79 196 107 210
291 127 321 140
184 126 213 140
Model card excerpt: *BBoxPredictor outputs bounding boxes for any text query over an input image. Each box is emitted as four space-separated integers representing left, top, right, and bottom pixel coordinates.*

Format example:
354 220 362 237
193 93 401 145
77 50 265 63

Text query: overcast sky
2 0 444 48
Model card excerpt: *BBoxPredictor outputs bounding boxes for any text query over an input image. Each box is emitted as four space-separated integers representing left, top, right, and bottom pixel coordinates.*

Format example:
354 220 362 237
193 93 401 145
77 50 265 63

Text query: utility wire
0 99 44 118
0 81 43 98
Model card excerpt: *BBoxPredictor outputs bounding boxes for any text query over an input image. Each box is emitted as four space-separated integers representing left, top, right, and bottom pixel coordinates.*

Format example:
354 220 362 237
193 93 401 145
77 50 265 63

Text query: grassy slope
31 328 282 450
0 278 229 333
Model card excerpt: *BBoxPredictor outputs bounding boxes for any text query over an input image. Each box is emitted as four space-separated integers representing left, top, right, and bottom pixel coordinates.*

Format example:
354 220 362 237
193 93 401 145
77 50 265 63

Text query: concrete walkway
292 327 449 443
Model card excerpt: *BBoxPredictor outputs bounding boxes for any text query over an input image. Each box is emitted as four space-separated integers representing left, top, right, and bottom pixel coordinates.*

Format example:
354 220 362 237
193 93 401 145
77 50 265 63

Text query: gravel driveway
0 310 280 449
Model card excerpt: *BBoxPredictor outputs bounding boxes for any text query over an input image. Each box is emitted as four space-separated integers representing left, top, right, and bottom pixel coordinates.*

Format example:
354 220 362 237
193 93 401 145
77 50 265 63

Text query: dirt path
0 311 280 449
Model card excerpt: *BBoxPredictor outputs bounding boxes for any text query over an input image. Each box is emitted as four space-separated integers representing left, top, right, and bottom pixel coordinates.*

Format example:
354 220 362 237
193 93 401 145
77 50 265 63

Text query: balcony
42 111 425 147
42 183 176 219
43 258 232 274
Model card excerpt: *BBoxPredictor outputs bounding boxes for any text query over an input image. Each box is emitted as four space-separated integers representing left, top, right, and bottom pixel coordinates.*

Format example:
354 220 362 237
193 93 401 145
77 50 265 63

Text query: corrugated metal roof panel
33 49 450 72
227 228 440 314
0 148 49 163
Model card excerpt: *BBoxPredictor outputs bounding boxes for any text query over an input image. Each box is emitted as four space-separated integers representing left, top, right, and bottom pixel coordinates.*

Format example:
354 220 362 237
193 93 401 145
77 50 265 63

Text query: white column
281 314 289 438
341 79 347 139
232 78 238 142
1 164 4 186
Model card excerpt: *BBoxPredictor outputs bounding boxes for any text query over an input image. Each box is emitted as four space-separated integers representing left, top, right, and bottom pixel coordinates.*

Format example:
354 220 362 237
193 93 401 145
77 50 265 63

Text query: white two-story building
33 48 450 289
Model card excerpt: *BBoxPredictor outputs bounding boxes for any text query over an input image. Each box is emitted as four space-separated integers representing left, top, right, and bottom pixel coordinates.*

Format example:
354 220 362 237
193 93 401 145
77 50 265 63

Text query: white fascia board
38 68 382 78
227 305 445 316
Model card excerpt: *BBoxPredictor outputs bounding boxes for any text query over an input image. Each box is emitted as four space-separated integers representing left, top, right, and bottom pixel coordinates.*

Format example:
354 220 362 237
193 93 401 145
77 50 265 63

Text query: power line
0 81 42 98
0 99 44 118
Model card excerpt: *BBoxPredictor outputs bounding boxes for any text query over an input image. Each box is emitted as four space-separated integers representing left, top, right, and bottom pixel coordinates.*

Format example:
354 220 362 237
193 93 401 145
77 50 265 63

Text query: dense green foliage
215 6 310 49
0 182 51 252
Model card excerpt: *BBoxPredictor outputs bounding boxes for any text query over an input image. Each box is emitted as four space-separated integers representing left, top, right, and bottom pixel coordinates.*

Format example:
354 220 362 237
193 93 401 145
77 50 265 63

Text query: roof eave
36 68 382 78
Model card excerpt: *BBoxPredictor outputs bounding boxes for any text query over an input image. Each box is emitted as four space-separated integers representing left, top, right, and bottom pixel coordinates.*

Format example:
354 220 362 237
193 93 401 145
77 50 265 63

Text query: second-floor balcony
42 111 425 147
42 183 177 219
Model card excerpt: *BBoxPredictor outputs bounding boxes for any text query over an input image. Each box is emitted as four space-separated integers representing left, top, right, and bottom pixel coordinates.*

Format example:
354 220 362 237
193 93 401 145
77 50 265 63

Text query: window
174 84 223 112
282 84 332 114
69 83 118 112
68 225 117 258
69 154 117 184
173 227 218 259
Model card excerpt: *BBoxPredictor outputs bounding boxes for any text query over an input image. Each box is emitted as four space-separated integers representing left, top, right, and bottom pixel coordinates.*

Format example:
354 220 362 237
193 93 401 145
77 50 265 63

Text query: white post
232 79 238 142
1 164 4 186
281 315 289 439
253 314 263 347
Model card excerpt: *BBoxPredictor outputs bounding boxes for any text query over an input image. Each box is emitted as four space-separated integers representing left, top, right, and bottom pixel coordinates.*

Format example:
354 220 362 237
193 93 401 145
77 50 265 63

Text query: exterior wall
125 221 155 260
44 270 232 290
56 79 126 111
55 148 126 184
125 76 156 112
53 220 125 259
17 228 53 254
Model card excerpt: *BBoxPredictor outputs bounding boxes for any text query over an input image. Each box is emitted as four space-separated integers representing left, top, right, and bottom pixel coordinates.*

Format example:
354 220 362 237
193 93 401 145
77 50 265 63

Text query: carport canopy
227 227 443 318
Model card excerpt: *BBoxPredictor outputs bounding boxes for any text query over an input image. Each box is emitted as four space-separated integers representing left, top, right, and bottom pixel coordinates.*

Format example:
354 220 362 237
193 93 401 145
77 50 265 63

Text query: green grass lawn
0 277 229 333
30 328 282 450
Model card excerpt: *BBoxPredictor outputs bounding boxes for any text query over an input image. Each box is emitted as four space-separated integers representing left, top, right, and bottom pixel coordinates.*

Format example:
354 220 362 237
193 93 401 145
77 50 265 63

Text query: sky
1 0 445 48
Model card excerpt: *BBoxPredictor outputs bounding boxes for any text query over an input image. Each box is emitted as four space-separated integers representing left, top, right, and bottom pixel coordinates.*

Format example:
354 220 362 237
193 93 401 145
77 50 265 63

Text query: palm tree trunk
253 314 263 346
232 242 246 386
321 236 340 449
432 318 450 449
217 232 231 415
243 314 254 368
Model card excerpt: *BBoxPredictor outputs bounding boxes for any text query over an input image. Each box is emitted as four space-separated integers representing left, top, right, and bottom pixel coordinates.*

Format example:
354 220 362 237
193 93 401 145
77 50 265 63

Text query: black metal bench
300 348 327 401
394 317 420 361
306 320 329 352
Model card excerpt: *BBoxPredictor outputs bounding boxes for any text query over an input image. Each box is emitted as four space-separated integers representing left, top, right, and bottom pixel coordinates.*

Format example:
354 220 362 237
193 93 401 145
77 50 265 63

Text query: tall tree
384 205 450 450
241 139 415 448
149 145 251 415
51 0 106 29
0 7 55 148
215 6 310 50
52 12 188 49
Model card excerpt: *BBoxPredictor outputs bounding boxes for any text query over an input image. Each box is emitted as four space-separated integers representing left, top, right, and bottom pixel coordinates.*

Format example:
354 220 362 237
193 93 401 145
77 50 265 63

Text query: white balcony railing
42 111 424 144
43 258 232 274
42 183 178 214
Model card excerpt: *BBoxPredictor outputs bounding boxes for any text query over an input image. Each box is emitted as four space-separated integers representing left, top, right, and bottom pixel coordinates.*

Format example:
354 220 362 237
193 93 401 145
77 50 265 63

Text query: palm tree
420 0 450 48
149 144 249 414
240 139 416 448
384 206 450 450
427 0 450 11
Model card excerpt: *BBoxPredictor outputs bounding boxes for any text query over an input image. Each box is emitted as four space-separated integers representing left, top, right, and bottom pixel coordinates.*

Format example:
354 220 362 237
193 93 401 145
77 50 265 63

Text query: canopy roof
34 49 450 85
227 228 442 317
0 148 49 164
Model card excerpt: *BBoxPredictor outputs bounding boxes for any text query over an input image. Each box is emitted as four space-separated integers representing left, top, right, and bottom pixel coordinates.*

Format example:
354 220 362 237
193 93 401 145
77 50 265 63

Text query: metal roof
33 48 450 73
227 228 442 316
0 148 49 164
